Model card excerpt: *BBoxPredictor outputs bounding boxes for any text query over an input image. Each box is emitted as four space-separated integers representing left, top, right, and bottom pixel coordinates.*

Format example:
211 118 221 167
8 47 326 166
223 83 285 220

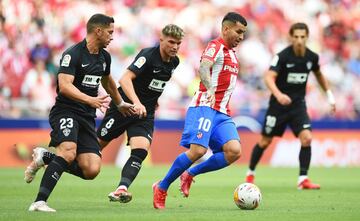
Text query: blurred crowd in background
0 0 359 120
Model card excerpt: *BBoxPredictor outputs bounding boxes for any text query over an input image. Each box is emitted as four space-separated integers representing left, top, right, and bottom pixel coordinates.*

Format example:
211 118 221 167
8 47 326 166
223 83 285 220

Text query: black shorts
97 103 154 144
48 108 101 157
261 101 311 137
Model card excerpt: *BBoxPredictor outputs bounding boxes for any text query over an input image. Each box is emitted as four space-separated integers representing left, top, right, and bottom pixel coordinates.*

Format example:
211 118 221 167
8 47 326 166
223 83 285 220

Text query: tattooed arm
198 58 215 106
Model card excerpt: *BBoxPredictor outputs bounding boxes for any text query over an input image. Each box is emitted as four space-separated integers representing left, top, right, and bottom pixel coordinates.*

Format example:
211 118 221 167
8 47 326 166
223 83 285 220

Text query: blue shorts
180 106 240 153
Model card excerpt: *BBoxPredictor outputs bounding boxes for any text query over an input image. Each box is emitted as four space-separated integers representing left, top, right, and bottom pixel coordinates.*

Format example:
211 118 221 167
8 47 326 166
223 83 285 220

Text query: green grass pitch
0 166 359 221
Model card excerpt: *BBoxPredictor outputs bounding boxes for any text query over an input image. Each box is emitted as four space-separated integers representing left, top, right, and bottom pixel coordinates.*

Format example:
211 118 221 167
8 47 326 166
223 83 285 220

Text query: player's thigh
209 117 240 153
97 104 129 142
261 106 288 137
289 105 312 137
49 110 79 150
180 107 217 149
77 116 102 157
127 117 154 149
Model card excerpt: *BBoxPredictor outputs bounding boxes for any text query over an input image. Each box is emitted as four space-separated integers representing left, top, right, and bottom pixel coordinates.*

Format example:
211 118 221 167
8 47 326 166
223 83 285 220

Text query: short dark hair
86 14 114 33
222 12 247 27
289 22 309 36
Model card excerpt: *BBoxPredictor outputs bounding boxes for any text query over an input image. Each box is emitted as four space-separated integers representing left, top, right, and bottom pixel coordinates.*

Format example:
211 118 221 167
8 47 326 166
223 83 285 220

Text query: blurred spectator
21 59 54 117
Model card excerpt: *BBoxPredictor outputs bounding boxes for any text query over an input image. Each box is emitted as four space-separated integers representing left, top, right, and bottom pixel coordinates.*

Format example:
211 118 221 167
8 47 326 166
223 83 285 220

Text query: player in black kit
245 23 336 189
98 24 184 203
26 14 135 212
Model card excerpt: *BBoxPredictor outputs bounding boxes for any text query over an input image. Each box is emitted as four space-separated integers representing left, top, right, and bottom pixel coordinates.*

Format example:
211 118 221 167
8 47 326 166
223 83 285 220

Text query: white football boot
24 147 47 183
28 201 56 212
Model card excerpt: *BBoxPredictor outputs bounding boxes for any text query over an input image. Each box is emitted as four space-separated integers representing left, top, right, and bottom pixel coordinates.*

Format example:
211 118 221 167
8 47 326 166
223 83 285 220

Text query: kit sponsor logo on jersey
82 74 102 87
81 63 89 68
148 79 167 92
287 73 308 84
134 56 146 68
223 65 239 74
61 54 71 67
103 62 106 71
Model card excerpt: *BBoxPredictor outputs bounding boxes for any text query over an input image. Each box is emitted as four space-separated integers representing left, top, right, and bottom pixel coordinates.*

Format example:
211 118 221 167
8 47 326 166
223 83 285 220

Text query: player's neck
85 37 100 54
160 49 171 62
292 46 305 57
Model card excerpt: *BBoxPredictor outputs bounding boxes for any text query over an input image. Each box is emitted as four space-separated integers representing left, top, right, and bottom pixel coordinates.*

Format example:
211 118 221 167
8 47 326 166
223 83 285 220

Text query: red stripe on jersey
213 65 231 110
195 91 203 106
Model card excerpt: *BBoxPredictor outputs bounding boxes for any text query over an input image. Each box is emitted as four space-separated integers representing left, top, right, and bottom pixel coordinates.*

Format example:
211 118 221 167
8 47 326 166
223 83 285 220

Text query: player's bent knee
82 166 100 180
224 142 242 163
301 138 312 147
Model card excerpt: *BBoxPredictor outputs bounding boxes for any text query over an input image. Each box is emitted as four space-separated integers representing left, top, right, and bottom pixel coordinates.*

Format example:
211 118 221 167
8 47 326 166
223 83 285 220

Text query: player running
153 12 247 209
245 22 336 189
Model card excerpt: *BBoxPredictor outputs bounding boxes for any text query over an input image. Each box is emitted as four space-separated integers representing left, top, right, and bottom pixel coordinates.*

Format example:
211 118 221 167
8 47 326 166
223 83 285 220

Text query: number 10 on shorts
198 117 211 132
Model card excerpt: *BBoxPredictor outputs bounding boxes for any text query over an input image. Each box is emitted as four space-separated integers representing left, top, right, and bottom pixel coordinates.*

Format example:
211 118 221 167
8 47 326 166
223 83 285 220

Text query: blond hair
162 24 185 39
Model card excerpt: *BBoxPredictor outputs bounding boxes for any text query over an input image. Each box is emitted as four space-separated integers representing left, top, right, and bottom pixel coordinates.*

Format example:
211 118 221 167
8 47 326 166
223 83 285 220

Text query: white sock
298 175 308 184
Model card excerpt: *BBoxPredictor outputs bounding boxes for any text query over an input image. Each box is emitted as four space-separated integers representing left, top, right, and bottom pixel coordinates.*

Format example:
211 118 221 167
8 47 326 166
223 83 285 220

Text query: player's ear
95 27 103 36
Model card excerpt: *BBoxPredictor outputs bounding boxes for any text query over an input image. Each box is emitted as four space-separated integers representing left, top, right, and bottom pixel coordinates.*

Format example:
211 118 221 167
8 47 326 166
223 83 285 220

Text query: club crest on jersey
148 79 167 92
306 61 312 70
61 54 71 67
205 47 216 57
103 62 106 71
134 56 146 68
62 128 71 137
196 131 203 139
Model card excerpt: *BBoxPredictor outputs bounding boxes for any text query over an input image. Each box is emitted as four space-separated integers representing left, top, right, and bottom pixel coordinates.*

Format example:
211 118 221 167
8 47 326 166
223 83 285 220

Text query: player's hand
88 94 110 112
206 89 215 107
117 101 137 117
133 102 147 119
276 93 292 106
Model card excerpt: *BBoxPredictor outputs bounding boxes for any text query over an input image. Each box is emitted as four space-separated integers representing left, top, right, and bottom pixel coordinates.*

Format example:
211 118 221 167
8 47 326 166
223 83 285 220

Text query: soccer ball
234 183 262 210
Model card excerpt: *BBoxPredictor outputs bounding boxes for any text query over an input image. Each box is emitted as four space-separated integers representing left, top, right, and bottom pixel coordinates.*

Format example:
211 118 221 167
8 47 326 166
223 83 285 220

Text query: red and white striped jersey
189 37 239 115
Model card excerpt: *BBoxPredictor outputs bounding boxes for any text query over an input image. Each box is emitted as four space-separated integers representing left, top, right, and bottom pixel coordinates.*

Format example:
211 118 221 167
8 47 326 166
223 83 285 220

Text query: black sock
35 156 68 202
43 151 56 164
67 160 85 179
249 144 265 171
119 148 148 188
299 146 311 176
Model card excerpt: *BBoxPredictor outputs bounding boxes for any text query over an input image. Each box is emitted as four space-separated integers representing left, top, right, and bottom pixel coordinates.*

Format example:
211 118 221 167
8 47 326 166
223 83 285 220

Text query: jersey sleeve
269 53 283 74
57 48 79 76
127 49 148 76
311 53 320 72
173 56 180 68
201 41 221 62
104 51 111 76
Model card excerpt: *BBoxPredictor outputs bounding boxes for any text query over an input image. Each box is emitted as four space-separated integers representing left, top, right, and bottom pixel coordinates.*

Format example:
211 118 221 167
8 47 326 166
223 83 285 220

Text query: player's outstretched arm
119 70 147 118
264 70 292 106
101 75 136 117
313 69 336 114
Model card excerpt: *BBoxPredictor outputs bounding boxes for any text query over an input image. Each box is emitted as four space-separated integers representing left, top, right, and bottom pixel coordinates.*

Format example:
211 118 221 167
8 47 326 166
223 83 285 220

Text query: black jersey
53 39 111 118
119 46 180 115
269 46 320 106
